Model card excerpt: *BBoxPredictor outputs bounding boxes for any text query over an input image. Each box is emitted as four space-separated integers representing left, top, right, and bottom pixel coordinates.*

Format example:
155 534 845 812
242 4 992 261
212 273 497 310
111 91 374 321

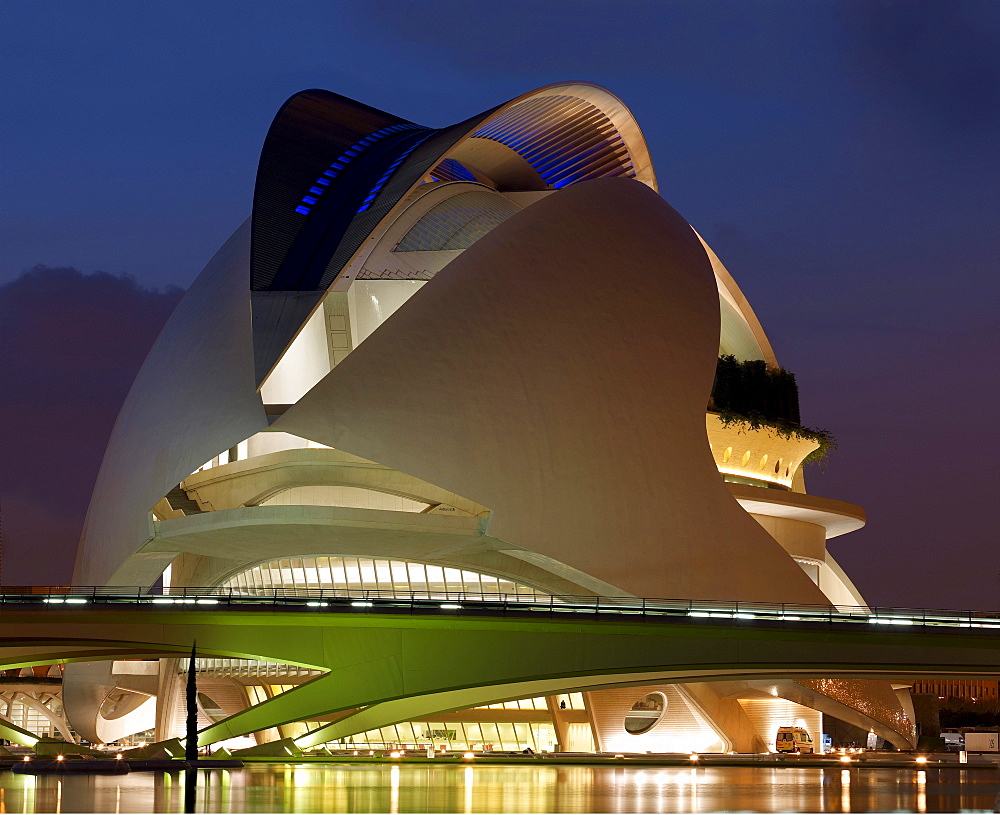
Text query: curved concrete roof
249 82 657 385
273 179 827 604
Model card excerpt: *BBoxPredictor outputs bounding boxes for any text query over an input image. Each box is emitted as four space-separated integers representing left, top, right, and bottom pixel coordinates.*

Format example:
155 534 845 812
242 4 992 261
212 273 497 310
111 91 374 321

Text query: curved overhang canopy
727 483 866 539
250 83 657 386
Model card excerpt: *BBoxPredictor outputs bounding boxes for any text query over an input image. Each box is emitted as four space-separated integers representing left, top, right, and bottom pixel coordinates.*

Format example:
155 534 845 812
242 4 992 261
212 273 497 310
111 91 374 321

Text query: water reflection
0 764 997 813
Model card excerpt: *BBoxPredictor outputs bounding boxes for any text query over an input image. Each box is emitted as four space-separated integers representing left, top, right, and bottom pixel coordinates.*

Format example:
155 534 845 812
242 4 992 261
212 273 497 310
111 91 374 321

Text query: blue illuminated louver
355 134 433 214
295 123 423 215
469 96 635 190
428 158 477 183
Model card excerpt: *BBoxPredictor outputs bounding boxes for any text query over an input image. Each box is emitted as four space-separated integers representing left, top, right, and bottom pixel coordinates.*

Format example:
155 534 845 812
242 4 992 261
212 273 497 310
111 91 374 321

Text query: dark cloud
0 267 183 585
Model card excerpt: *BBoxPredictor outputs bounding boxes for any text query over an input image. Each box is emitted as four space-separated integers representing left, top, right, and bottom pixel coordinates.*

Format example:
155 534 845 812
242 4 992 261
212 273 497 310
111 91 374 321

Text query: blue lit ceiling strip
355 133 434 214
294 123 422 215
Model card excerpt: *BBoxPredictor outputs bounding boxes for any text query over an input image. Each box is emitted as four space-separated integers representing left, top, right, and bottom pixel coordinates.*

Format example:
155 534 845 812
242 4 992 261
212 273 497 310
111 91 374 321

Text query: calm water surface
0 764 998 813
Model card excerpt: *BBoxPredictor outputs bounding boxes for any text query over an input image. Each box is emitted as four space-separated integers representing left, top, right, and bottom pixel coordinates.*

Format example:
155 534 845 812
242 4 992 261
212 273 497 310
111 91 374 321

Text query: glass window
496 723 517 749
394 191 519 253
219 556 548 601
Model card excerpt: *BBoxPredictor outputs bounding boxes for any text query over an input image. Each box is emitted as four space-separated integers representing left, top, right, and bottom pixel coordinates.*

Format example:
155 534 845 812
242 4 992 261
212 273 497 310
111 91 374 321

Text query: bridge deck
1 588 997 634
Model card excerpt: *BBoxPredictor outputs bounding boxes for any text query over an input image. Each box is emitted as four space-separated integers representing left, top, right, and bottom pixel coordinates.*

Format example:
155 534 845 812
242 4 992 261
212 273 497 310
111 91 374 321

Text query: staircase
164 486 203 515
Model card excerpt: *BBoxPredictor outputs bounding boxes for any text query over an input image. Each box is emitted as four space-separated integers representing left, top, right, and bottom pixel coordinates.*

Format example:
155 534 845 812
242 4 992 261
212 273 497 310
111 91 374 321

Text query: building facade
64 82 915 753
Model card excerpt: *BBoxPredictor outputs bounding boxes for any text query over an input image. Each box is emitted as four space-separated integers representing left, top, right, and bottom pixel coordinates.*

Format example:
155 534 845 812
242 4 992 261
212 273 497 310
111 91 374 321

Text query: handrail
0 586 997 632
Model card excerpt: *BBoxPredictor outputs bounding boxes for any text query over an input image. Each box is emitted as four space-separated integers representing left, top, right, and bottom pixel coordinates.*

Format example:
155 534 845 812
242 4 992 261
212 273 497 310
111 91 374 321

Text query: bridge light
65 598 87 604
463 752 475 760
440 604 461 610
390 751 401 758
307 602 328 607
915 756 927 764
196 599 218 605
116 753 123 760
22 756 30 762
688 753 699 761
352 601 373 608
839 755 851 763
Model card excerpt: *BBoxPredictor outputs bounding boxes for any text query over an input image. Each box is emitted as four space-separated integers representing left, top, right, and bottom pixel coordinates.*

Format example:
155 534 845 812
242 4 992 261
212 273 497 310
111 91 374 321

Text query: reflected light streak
390 765 400 815
841 768 851 813
464 765 474 814
916 769 927 814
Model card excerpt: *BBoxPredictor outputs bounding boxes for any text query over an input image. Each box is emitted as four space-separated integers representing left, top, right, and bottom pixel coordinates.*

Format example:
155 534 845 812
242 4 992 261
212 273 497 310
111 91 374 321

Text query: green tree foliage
712 355 800 424
710 356 836 465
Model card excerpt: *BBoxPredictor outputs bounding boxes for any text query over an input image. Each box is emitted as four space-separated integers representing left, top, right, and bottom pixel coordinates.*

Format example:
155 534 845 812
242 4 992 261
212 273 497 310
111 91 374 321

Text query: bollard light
689 753 699 761
56 755 64 761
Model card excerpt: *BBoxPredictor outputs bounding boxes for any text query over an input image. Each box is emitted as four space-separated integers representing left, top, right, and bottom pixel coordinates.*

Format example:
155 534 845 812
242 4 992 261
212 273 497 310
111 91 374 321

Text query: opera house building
52 82 915 754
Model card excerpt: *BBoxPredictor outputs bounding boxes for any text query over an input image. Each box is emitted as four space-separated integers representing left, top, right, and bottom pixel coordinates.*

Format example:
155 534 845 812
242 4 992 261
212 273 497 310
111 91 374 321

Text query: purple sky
1 1 997 608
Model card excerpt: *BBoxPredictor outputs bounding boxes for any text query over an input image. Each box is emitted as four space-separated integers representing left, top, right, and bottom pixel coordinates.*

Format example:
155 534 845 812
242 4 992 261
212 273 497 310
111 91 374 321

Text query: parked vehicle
941 732 964 752
775 726 814 753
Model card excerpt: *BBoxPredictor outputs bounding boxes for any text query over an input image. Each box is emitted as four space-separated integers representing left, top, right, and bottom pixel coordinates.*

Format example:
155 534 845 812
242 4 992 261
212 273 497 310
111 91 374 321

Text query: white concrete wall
260 301 332 405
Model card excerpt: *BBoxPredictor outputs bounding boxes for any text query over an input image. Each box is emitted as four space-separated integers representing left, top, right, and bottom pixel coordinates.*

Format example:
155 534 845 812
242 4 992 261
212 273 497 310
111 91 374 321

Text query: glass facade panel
260 485 429 513
322 718 567 752
479 723 500 749
496 723 517 749
219 556 549 601
394 191 520 252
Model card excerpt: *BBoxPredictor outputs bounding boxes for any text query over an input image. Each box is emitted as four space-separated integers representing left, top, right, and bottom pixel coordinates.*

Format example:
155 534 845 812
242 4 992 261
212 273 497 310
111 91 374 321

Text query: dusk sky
1 1 997 608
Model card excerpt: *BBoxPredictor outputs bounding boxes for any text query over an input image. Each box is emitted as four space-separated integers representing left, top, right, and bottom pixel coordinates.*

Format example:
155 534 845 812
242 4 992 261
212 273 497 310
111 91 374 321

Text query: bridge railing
0 586 998 632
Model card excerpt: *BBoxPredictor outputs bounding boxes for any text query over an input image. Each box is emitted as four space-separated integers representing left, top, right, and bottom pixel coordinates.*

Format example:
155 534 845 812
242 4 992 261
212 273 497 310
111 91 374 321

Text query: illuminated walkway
1 589 998 748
